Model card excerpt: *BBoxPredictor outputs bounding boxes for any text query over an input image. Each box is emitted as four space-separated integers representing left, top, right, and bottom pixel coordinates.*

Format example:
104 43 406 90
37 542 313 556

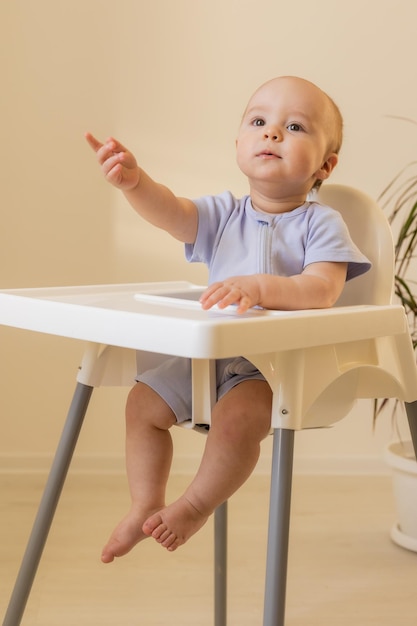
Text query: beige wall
0 0 415 474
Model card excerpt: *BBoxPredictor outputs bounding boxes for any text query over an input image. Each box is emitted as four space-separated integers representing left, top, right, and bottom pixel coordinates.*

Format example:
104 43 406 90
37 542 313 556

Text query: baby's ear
316 153 338 181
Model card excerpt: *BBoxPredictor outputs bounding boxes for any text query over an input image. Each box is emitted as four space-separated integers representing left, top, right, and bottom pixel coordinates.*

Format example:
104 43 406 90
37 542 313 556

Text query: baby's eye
287 123 303 132
252 118 265 127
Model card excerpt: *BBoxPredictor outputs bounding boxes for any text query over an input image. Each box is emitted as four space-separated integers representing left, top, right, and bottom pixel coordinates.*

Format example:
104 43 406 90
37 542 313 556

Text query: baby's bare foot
142 496 209 552
101 507 161 563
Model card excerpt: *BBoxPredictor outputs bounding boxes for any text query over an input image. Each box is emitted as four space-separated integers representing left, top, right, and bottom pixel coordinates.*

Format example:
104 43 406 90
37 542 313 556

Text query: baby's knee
125 382 175 428
126 382 145 416
212 395 271 442
212 406 257 444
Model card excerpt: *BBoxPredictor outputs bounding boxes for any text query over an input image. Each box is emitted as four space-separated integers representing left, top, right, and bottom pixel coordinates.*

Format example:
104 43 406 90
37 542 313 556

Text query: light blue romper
138 192 371 423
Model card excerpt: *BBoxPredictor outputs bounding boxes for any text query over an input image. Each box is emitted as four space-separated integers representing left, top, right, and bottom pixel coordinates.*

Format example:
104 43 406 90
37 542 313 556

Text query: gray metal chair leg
405 400 417 459
263 428 295 626
3 382 94 626
214 501 228 626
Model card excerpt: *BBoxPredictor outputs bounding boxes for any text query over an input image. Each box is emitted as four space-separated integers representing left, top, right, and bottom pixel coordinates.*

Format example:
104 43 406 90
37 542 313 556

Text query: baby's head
237 76 343 196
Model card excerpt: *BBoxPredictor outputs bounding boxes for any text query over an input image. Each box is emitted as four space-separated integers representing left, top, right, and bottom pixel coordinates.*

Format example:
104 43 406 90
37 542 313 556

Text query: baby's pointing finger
84 132 103 152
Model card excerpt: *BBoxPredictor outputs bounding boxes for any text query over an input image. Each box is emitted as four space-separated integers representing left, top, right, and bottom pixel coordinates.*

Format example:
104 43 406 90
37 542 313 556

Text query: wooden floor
1 471 416 625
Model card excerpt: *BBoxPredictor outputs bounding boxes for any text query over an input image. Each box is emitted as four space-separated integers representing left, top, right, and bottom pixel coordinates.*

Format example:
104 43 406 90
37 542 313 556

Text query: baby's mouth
257 150 280 158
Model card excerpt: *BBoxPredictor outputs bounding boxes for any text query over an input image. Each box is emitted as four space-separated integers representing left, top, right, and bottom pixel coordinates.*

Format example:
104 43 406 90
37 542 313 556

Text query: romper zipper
257 220 271 273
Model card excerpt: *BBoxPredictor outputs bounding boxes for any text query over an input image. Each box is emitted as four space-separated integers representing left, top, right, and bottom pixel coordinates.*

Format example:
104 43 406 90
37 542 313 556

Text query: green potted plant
375 123 417 551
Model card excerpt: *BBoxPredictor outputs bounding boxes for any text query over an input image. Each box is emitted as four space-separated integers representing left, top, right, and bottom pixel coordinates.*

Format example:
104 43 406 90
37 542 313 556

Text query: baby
86 76 370 560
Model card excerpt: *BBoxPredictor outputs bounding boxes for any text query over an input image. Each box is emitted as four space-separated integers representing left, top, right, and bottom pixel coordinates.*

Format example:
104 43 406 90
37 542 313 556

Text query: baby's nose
264 127 282 141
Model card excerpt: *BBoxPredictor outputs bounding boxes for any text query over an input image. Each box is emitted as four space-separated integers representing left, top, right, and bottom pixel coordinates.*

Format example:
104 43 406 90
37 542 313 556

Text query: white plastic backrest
317 184 395 306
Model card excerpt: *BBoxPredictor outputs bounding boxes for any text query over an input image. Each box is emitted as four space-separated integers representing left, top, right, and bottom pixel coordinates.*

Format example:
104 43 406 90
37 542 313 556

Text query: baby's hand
200 276 261 314
85 133 141 191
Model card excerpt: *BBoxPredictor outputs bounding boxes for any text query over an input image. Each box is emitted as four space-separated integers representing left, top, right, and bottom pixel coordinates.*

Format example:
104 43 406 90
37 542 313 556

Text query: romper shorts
137 356 266 424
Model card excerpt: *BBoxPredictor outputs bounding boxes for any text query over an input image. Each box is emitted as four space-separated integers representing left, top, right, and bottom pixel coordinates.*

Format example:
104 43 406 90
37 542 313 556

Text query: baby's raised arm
85 133 198 243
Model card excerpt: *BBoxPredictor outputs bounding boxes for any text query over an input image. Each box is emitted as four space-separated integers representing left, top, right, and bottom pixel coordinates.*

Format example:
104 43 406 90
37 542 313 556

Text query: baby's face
236 76 338 198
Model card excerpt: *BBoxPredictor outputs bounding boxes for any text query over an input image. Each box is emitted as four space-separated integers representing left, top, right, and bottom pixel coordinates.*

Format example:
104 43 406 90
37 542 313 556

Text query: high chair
1 184 417 626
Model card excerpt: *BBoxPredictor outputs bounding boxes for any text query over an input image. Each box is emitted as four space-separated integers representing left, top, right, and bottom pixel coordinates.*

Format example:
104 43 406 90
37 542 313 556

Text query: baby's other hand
200 276 261 314
85 132 141 191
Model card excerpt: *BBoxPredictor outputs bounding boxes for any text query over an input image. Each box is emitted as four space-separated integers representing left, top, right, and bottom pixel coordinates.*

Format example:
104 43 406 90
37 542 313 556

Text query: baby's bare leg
143 380 272 551
101 382 176 563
